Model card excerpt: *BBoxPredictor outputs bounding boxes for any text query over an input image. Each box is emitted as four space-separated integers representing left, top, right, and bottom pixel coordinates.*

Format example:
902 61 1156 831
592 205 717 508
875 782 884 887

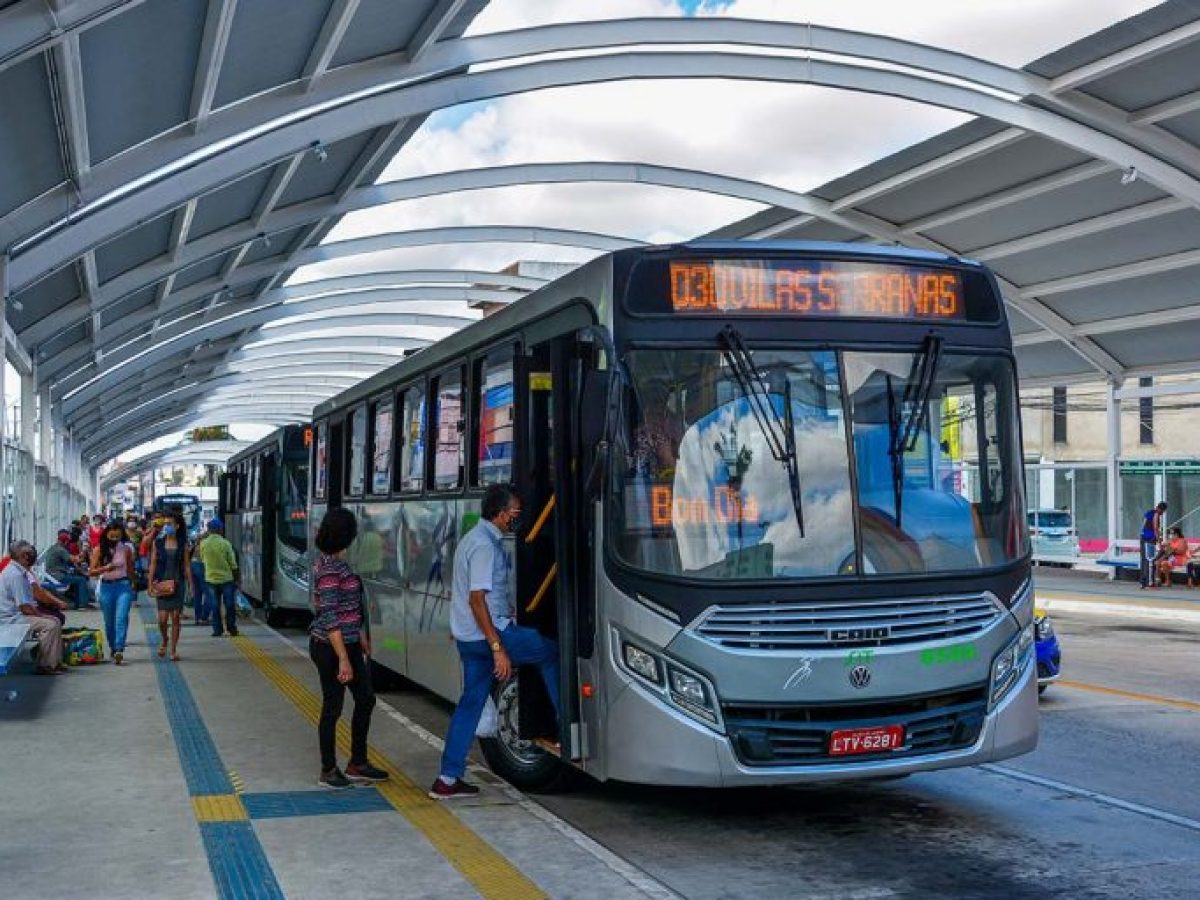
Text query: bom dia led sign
669 259 965 321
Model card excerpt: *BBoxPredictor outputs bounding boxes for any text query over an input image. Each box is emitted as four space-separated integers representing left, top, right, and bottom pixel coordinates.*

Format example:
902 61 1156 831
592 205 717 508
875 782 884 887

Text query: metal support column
39 382 52 465
20 369 34 543
1105 379 1122 560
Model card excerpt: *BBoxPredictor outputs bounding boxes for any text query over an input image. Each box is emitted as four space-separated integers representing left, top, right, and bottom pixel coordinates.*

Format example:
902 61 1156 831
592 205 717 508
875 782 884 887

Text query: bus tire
265 602 288 628
478 679 579 793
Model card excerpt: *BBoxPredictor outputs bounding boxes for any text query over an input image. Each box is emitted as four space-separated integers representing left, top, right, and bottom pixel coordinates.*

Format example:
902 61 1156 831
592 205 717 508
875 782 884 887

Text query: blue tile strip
241 788 393 820
140 606 284 899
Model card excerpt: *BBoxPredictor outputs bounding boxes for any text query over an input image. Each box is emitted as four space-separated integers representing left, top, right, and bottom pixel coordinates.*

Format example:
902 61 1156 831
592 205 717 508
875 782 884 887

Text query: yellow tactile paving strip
192 794 250 822
231 636 548 900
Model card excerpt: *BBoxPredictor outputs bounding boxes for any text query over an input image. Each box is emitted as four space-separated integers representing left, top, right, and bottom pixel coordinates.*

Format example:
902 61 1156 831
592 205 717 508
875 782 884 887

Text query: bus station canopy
4 1 1200 466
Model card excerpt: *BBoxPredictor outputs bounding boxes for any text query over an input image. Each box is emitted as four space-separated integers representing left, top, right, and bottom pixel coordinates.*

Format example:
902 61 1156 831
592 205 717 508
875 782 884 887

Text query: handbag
150 579 177 598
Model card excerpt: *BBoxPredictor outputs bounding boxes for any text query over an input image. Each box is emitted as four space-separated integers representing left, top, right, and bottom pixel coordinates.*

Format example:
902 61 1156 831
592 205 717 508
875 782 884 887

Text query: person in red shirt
87 514 106 552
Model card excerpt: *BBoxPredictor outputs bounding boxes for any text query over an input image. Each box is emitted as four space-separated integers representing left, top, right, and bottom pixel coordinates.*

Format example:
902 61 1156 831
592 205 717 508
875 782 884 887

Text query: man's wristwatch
489 640 502 652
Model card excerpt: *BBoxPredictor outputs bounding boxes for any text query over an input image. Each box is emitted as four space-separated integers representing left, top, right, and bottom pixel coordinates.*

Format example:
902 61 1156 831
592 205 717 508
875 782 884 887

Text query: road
280 582 1200 899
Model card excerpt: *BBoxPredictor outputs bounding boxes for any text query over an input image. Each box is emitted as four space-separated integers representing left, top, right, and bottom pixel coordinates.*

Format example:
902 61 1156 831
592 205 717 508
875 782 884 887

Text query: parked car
1034 608 1061 695
1027 509 1081 565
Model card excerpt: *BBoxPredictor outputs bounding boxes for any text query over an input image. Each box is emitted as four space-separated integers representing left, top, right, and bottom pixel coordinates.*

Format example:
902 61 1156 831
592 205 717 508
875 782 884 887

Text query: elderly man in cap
197 518 240 637
1 541 67 674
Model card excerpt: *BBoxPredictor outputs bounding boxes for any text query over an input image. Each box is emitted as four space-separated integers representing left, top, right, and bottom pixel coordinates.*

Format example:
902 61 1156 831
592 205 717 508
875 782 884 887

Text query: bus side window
313 422 329 500
474 346 515 486
396 384 426 493
432 368 465 490
370 396 393 495
346 406 368 497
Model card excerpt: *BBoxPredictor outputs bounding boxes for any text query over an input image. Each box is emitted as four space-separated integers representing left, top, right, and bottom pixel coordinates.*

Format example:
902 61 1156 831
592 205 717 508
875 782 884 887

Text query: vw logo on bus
848 665 872 689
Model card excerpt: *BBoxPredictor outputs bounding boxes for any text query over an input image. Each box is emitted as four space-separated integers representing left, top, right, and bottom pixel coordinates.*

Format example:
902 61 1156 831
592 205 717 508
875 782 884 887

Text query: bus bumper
600 659 1038 787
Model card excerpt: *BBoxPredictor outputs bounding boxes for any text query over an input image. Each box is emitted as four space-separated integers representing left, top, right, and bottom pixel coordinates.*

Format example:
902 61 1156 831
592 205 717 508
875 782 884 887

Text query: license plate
829 725 905 756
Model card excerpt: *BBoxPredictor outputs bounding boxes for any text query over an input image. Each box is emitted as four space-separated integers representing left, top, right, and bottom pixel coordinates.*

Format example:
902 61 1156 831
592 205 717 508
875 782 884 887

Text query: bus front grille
692 593 1002 650
723 687 988 767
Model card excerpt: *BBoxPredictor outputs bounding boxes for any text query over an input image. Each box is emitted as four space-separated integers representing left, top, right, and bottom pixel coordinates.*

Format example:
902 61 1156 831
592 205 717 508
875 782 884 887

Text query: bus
153 493 203 538
310 241 1036 790
219 425 311 626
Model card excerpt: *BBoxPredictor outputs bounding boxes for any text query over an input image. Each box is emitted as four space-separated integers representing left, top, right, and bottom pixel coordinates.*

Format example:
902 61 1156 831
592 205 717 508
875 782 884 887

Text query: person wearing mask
430 483 560 800
1140 501 1168 588
308 508 389 789
149 512 194 661
0 541 66 675
90 521 136 665
44 529 92 610
198 519 240 637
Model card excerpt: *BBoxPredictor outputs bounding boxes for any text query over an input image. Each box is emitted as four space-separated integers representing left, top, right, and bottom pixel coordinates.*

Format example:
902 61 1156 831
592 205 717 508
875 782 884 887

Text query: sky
122 0 1159 464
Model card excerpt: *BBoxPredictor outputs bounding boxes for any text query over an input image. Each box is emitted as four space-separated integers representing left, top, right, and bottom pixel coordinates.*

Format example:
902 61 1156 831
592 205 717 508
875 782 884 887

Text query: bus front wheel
478 679 578 793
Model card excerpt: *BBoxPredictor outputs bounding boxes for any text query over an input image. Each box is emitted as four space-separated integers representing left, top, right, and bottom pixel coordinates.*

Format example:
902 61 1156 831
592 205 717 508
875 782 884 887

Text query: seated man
44 529 93 610
0 540 66 675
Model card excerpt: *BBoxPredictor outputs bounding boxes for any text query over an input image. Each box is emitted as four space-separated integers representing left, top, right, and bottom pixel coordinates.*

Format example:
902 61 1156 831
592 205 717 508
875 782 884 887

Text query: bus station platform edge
0 603 673 900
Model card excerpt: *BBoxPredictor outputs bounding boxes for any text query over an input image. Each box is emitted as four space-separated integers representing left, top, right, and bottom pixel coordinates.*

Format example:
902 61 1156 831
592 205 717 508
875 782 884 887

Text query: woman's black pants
309 637 375 772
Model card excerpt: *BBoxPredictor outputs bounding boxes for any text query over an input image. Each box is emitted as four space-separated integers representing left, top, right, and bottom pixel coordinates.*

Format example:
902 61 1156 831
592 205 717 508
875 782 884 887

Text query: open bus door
482 330 597 791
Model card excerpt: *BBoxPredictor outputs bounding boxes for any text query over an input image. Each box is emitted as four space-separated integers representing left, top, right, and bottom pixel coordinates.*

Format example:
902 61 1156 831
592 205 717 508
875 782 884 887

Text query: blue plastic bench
0 622 32 675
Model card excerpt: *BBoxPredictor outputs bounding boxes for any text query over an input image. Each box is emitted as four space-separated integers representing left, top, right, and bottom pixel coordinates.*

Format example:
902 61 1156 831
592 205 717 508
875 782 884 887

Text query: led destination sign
669 259 965 321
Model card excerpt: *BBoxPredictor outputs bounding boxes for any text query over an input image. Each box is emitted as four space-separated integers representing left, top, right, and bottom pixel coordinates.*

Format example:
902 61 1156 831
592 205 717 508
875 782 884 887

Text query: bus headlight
622 643 662 686
990 623 1035 707
614 630 720 728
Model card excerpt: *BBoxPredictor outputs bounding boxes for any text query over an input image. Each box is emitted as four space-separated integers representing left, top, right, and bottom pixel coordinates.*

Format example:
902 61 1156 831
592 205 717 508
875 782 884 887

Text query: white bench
0 622 32 675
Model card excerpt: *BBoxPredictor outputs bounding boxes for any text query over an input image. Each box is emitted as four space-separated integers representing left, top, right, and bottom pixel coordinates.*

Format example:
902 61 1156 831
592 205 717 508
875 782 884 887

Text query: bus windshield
279 448 309 553
612 347 1026 581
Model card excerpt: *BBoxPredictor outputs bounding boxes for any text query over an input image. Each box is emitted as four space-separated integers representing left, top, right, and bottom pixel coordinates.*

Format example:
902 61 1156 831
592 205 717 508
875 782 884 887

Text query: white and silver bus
310 241 1037 790
220 425 311 626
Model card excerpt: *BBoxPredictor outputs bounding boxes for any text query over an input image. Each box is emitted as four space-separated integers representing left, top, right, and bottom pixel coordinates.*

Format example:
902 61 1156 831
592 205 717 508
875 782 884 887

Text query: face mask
162 525 177 536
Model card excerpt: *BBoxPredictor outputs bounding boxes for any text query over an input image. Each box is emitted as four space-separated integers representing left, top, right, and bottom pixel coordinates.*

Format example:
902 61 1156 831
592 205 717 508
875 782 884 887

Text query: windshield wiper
719 324 805 537
887 335 943 528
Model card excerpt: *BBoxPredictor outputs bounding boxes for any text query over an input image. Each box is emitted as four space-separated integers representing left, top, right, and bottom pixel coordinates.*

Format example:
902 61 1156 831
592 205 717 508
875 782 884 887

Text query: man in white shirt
430 484 560 799
1 541 65 675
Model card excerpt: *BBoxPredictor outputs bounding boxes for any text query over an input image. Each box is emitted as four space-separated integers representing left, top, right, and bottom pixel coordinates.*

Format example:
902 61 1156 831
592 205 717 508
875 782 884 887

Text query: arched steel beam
84 345 414 461
90 406 315 464
50 283 500 396
85 396 322 460
10 17 1200 284
67 334 425 427
99 440 251 491
72 319 436 431
26 263 543 350
0 1 148 76
30 227 605 353
64 335 421 437
75 371 362 439
29 160 891 339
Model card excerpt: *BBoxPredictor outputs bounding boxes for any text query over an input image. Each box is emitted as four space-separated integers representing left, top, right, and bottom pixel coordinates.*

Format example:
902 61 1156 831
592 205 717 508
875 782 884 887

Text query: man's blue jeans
191 561 210 621
208 581 238 636
50 574 91 609
97 579 134 653
439 624 560 781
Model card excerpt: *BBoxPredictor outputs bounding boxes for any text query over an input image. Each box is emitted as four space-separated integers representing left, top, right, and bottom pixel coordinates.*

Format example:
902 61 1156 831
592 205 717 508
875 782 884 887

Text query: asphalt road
279 588 1200 899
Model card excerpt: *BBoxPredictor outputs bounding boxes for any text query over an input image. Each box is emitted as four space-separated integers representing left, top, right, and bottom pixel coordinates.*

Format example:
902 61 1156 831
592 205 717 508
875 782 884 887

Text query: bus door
516 333 596 761
260 450 278 605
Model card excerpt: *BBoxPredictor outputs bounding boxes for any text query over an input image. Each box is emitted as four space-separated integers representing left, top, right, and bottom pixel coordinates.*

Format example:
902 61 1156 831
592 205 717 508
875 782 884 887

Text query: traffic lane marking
1056 678 1200 713
982 764 1200 835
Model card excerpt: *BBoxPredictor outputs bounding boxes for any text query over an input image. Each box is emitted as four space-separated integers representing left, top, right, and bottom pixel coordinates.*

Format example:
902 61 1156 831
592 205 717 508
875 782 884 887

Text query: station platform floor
0 601 670 900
